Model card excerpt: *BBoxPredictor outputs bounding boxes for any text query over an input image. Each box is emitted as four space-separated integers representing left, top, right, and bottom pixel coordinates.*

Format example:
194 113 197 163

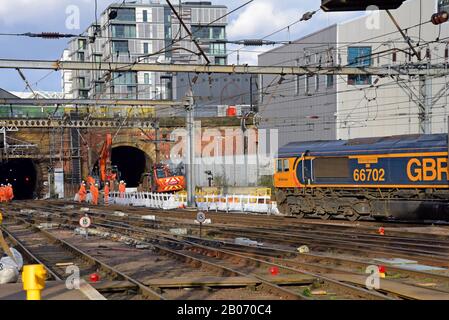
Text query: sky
0 0 361 93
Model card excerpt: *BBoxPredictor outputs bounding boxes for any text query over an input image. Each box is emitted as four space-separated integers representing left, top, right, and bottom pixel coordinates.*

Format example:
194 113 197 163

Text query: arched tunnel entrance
111 146 148 188
0 159 37 200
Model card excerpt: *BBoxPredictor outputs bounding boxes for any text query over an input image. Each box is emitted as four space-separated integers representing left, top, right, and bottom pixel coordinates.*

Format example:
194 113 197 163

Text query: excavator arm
99 134 112 183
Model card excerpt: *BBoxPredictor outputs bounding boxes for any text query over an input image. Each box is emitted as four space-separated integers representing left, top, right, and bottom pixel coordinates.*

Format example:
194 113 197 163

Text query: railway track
1 204 395 300
32 201 449 267
3 200 449 299
0 218 164 300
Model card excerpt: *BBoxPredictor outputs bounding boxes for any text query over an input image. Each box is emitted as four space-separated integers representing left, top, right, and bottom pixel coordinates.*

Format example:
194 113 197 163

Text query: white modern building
259 0 449 146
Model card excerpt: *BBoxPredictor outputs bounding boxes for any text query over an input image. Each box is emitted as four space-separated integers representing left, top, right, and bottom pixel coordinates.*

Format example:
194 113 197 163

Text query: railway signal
196 212 206 239
321 0 406 11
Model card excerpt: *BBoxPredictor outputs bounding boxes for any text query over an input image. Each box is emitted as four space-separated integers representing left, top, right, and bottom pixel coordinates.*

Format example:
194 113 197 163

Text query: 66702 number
353 168 386 182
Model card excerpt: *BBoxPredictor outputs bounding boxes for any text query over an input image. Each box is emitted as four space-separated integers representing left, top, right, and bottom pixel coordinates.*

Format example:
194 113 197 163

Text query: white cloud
227 0 301 39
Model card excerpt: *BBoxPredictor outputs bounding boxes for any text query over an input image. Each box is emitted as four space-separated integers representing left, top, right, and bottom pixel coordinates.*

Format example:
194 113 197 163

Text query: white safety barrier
196 194 279 215
108 191 280 215
109 192 187 210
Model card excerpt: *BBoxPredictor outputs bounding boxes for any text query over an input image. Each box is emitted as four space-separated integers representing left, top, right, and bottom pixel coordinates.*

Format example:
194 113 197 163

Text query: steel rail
2 217 165 300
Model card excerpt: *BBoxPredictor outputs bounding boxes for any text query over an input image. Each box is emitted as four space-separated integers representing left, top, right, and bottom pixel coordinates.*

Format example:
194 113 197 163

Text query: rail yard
1 0 449 313
1 199 449 301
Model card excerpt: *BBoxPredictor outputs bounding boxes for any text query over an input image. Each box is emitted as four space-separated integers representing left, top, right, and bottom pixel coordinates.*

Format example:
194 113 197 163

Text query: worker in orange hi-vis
5 184 10 202
91 183 99 205
104 182 110 206
0 184 5 203
78 181 87 203
5 184 13 202
119 180 126 198
87 176 95 187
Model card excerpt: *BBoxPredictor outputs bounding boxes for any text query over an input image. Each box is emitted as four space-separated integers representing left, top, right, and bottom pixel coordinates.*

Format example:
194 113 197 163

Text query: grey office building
258 25 338 148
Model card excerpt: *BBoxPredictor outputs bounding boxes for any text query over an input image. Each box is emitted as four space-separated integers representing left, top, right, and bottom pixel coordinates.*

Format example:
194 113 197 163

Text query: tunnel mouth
0 159 37 200
111 146 147 188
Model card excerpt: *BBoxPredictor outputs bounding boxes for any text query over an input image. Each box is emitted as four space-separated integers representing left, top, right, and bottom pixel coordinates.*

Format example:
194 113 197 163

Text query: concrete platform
0 281 105 300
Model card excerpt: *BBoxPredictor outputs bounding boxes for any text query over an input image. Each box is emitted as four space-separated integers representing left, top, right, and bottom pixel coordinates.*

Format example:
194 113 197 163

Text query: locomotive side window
314 157 349 178
283 159 290 172
277 159 283 172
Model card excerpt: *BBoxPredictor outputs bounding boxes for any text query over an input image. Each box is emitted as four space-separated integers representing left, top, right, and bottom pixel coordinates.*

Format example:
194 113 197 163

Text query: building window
113 72 137 85
191 26 225 40
192 25 209 38
305 75 312 95
326 75 334 88
295 75 300 95
78 77 86 88
211 26 225 39
112 40 129 53
111 24 136 38
143 43 149 54
439 0 449 12
210 43 226 55
214 57 226 65
114 8 136 22
315 74 320 91
161 76 173 100
144 73 150 84
79 90 89 99
348 47 372 85
94 54 102 63
77 52 85 61
143 10 148 22
126 85 137 97
94 82 104 94
78 39 86 50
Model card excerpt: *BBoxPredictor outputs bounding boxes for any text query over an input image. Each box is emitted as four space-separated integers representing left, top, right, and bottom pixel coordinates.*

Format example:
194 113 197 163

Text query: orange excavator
138 164 185 193
98 134 118 187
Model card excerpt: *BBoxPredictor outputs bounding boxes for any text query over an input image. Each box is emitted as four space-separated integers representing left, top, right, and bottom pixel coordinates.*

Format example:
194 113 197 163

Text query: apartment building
63 0 229 103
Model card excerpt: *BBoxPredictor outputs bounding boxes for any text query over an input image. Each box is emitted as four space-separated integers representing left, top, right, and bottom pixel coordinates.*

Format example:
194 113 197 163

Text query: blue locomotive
274 134 449 221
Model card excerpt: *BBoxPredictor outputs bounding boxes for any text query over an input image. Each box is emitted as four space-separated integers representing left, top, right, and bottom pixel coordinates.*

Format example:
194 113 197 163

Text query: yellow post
0 212 3 224
22 265 47 300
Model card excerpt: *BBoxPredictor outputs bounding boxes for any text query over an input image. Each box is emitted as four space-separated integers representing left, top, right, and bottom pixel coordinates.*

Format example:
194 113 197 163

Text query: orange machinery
98 134 117 186
138 164 185 193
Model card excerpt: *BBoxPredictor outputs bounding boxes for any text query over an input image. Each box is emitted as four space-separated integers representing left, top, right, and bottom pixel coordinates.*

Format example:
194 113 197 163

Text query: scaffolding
0 126 38 161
